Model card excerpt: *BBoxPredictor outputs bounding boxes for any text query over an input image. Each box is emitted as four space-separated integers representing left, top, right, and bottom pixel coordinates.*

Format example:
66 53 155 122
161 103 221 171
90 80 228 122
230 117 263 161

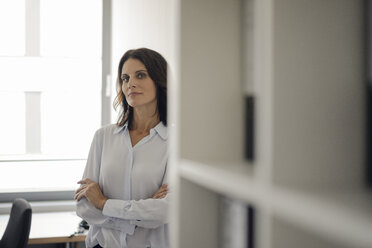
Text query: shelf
270 187 372 248
178 159 263 206
171 0 365 247
178 159 372 247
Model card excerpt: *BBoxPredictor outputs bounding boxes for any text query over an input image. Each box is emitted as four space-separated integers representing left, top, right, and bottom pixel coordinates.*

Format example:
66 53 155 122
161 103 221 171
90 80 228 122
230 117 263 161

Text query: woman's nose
128 78 136 88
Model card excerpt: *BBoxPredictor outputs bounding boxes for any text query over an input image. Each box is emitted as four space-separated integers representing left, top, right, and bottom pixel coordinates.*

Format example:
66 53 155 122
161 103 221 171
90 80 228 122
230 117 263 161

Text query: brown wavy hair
113 48 167 129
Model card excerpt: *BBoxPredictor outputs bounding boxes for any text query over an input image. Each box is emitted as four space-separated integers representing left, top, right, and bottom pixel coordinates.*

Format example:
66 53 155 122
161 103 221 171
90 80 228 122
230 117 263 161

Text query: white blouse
76 122 169 248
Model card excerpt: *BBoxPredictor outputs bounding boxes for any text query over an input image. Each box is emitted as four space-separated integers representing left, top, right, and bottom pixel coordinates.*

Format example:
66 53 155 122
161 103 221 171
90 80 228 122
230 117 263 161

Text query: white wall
110 0 172 122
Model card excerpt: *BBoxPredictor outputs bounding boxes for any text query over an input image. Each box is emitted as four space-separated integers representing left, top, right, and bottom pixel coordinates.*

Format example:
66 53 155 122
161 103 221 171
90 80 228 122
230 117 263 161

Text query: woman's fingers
75 184 87 194
158 191 167 198
157 187 167 194
155 186 167 195
75 191 84 201
158 184 168 192
152 184 169 199
77 178 94 185
74 179 107 209
156 191 168 199
74 186 87 201
75 178 95 201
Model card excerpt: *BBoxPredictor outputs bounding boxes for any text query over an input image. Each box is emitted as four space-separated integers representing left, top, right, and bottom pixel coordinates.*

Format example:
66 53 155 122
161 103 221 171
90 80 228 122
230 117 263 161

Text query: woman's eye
122 76 129 83
137 73 146 79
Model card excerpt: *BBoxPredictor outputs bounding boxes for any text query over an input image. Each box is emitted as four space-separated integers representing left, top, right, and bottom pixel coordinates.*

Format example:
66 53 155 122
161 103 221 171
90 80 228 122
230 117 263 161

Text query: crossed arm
75 179 169 230
74 179 168 210
75 129 169 230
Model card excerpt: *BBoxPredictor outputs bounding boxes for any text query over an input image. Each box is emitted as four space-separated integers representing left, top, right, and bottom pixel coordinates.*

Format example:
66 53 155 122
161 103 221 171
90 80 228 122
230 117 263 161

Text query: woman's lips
128 92 141 97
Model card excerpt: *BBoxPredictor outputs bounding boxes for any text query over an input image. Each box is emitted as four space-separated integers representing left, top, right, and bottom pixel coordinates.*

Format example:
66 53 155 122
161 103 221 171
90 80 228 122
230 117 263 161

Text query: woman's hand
75 178 108 210
152 183 168 199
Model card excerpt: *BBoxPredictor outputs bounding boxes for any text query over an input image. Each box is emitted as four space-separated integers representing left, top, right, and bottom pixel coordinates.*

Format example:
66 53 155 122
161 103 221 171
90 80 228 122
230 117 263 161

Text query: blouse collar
113 121 168 140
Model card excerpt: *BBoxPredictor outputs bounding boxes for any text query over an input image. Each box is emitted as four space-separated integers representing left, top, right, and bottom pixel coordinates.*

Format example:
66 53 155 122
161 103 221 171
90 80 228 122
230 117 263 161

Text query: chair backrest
0 198 32 248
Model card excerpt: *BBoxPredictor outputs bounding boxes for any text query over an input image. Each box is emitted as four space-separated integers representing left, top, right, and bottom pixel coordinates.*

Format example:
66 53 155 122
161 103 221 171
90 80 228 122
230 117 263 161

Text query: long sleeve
75 129 135 234
76 199 135 233
101 164 170 229
102 194 170 229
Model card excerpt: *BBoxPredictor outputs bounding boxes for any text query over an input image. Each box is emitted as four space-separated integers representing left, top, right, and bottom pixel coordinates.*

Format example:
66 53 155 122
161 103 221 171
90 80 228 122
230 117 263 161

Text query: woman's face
121 58 157 109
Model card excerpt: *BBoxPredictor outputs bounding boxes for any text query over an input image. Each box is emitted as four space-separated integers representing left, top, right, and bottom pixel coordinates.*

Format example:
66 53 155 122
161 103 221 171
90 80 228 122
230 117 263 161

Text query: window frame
0 0 112 204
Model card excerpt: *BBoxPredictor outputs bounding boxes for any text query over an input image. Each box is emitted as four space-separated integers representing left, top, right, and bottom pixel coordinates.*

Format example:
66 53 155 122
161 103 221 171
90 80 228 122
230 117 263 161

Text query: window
0 0 107 202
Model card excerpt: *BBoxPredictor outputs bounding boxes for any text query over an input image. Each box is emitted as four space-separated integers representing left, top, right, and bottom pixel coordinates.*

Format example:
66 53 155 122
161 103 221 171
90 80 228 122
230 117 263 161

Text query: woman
75 48 169 248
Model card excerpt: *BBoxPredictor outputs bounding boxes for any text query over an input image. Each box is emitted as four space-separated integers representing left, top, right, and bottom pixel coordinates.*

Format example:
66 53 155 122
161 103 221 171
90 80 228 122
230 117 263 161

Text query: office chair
0 198 32 248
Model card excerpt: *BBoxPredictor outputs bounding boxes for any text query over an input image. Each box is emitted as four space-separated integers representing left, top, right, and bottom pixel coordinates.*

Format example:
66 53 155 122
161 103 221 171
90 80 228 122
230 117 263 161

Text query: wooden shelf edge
28 234 86 244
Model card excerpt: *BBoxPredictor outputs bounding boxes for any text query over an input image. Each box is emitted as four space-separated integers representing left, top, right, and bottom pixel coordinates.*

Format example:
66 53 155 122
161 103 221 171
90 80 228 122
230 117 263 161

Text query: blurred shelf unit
178 159 372 248
169 0 370 248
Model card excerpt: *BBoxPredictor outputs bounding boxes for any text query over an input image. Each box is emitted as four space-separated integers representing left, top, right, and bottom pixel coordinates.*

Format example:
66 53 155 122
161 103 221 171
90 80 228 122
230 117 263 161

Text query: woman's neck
131 106 160 132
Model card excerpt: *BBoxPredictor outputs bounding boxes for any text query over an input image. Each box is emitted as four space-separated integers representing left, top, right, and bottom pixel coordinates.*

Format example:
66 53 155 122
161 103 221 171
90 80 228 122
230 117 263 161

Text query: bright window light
0 160 85 192
40 0 102 57
0 0 103 197
0 92 26 155
0 0 25 56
